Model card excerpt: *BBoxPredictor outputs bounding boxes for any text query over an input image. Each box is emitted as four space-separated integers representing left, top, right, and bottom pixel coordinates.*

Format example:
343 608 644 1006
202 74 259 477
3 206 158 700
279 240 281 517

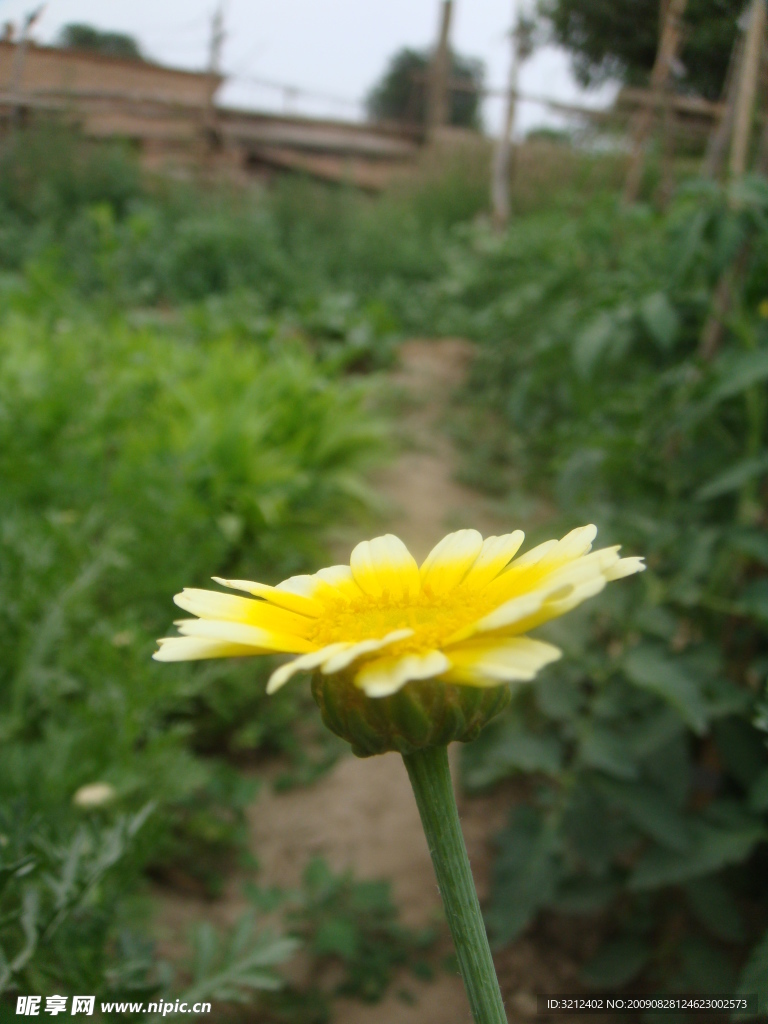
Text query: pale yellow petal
604 556 645 581
313 564 363 601
444 637 562 685
174 588 314 637
461 531 525 590
499 575 608 636
267 643 350 694
507 538 558 569
455 591 545 639
350 534 420 599
486 529 604 605
320 628 414 674
419 529 484 594
213 576 322 617
547 524 598 561
153 637 260 661
354 650 451 698
175 618 314 653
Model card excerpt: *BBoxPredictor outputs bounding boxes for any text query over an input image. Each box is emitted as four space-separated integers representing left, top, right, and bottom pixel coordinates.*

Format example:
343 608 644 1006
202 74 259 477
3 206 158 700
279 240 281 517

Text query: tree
57 23 144 62
539 0 744 101
366 47 484 129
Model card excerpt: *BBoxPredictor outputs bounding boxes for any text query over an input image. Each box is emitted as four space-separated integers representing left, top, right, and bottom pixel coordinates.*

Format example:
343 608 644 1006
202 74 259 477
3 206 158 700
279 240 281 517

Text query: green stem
402 744 507 1024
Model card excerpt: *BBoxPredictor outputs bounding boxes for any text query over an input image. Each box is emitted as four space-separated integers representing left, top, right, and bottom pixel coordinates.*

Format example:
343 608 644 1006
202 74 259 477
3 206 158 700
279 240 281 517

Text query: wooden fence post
427 0 453 139
623 0 688 204
729 0 767 178
492 1 521 231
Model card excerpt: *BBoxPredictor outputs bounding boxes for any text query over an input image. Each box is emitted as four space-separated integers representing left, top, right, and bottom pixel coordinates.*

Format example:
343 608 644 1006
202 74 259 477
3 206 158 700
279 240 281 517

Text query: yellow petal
213 576 322 617
419 529 483 594
320 629 414 674
175 618 314 653
152 637 260 661
267 643 350 694
461 531 525 590
444 637 561 686
174 588 314 637
354 650 451 698
350 534 420 599
313 564 364 601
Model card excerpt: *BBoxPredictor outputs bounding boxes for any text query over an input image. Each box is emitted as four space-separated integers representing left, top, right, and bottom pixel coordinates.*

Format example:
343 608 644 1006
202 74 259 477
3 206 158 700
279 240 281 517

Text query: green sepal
310 669 511 757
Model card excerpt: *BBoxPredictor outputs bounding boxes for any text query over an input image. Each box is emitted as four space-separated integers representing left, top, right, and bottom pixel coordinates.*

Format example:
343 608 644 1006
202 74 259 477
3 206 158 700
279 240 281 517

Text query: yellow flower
759 298 768 319
154 525 644 698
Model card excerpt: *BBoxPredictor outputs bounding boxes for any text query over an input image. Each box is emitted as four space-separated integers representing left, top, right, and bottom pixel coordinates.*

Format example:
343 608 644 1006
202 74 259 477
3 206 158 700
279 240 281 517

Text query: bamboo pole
699 0 767 360
702 25 745 178
623 0 688 204
729 0 767 178
427 0 453 139
492 1 522 230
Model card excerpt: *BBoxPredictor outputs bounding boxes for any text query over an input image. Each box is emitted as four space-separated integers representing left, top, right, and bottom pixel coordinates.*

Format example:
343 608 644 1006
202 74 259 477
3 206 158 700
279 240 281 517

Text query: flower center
308 588 492 653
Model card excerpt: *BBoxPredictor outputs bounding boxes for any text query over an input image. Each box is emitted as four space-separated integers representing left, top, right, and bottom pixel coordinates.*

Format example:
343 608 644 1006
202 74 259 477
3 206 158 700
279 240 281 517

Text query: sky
0 0 618 135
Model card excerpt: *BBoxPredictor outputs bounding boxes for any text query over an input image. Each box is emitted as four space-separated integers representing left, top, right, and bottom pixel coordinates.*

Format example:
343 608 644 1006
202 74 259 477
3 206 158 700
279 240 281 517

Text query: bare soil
154 339 589 1023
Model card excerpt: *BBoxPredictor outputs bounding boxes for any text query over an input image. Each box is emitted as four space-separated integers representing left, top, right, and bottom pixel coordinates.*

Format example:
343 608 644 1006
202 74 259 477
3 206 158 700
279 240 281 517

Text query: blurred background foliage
2 74 768 1019
365 47 485 129
539 0 742 100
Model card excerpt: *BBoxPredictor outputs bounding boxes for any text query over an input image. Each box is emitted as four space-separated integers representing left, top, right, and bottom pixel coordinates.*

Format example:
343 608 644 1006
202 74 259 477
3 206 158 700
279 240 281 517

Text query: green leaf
580 936 651 988
737 926 768 1017
695 455 768 502
712 717 766 787
579 727 638 779
740 580 768 624
595 778 691 851
313 918 358 959
728 529 768 566
573 312 615 376
676 935 735 991
623 646 708 734
685 877 745 943
748 767 768 811
709 348 768 404
640 292 678 350
486 806 559 947
629 818 765 889
552 877 618 915
461 715 562 791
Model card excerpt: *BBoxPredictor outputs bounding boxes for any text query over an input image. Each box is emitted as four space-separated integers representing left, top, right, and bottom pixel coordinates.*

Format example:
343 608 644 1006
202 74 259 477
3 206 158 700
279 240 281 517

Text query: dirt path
156 340 581 1022
251 340 513 1024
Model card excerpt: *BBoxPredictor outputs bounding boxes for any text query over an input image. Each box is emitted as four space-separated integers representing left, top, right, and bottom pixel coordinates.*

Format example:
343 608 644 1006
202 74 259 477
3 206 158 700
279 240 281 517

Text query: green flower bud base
310 670 511 757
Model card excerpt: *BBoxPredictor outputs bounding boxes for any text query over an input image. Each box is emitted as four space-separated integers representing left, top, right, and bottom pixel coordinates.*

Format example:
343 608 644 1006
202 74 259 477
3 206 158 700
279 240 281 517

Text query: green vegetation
434 178 768 1006
0 128 401 1015
540 0 741 100
4 112 768 1018
57 23 144 61
365 47 485 129
249 858 436 1022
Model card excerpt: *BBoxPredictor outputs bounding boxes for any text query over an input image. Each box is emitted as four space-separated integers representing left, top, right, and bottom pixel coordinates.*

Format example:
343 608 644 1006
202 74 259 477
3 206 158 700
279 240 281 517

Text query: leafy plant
450 177 768 1007
247 857 436 1020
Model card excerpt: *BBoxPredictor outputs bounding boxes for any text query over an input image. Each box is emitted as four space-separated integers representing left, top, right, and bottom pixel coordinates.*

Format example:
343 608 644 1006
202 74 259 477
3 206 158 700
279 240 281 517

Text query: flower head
154 525 643 699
